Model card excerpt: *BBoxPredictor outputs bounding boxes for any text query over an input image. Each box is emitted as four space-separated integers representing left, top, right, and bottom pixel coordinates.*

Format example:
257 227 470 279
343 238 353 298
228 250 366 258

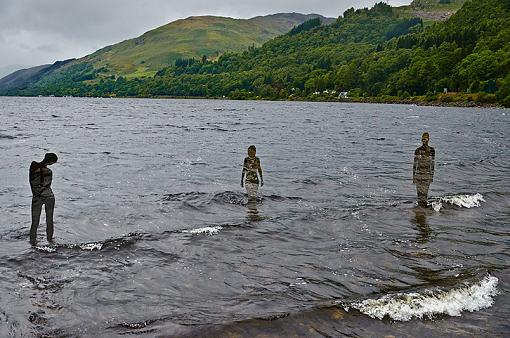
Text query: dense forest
3 1 510 107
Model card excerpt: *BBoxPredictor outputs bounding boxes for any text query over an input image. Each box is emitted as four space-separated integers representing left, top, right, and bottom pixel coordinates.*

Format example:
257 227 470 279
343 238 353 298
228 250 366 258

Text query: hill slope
0 13 333 91
142 0 508 106
0 64 32 79
77 13 334 78
0 60 74 92
0 65 51 90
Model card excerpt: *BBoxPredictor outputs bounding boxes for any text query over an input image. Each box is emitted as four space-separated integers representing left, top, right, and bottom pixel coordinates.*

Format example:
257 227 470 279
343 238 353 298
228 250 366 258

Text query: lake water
0 97 509 337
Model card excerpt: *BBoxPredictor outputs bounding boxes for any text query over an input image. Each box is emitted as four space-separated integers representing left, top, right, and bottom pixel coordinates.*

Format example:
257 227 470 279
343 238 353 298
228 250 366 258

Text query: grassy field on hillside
79 14 330 78
396 0 467 24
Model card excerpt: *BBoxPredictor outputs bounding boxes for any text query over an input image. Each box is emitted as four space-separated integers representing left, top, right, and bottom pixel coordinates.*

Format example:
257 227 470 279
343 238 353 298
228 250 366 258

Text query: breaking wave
346 275 499 321
431 193 485 212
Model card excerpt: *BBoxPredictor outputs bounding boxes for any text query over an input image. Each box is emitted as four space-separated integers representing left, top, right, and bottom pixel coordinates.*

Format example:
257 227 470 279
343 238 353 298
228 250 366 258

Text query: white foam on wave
346 275 499 321
431 202 442 212
35 242 104 251
182 226 223 235
431 193 485 212
76 243 103 251
34 245 57 253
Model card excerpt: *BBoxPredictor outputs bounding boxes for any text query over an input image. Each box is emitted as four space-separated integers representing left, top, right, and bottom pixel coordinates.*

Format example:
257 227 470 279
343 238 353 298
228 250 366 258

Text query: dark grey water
0 97 509 337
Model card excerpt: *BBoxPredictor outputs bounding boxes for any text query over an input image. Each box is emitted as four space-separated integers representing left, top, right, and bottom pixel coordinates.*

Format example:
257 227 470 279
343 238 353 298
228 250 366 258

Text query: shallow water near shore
0 97 509 337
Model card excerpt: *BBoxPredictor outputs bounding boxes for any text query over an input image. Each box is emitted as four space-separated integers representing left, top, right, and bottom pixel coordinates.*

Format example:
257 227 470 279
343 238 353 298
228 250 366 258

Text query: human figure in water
413 132 435 207
29 153 58 245
241 145 263 200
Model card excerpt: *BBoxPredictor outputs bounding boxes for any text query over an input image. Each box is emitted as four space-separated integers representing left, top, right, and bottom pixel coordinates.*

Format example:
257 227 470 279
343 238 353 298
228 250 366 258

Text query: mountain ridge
75 13 335 78
0 13 334 89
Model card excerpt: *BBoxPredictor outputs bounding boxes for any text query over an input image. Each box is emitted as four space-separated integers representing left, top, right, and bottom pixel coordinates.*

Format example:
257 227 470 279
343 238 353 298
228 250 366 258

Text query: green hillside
77 13 333 79
2 1 509 106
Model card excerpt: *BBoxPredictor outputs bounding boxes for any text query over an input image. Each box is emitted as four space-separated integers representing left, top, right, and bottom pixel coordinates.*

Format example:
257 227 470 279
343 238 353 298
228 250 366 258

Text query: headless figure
29 153 58 244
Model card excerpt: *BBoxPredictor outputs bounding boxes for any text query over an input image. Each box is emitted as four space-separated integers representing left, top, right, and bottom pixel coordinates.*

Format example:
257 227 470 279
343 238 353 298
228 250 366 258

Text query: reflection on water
413 206 431 244
246 198 262 222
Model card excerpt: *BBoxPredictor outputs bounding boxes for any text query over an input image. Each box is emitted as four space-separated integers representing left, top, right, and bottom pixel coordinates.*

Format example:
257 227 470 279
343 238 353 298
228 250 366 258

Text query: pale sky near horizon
0 0 410 69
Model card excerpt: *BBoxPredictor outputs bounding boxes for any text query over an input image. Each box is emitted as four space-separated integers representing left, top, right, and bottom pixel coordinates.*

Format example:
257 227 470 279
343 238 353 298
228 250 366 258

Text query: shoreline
0 94 507 109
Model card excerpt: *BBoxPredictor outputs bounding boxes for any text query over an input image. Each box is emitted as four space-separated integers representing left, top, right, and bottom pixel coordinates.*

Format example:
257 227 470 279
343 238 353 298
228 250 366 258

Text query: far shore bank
1 94 507 109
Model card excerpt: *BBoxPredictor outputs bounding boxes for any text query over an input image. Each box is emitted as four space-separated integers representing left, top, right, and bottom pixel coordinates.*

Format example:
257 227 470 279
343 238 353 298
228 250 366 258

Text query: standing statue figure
29 153 58 245
241 145 264 200
413 132 435 207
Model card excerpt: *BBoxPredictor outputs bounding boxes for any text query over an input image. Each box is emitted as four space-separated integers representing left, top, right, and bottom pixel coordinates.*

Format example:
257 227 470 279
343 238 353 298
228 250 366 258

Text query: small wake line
34 242 108 252
345 275 499 321
33 234 140 252
182 226 223 235
32 224 231 253
161 190 301 206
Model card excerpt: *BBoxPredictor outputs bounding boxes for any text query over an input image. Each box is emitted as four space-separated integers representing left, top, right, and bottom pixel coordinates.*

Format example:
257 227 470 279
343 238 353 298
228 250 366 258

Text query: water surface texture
0 97 509 337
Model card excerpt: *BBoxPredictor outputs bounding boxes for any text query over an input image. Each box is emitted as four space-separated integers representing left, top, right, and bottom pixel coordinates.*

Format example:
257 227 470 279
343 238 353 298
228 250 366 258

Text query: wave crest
182 226 223 235
347 275 499 321
431 193 485 212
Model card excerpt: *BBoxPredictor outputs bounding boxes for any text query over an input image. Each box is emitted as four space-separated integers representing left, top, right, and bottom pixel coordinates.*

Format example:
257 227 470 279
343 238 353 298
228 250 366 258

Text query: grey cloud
36 44 59 53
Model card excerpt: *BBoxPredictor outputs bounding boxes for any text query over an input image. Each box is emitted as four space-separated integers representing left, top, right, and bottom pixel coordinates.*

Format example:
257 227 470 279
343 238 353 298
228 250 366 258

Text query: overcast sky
0 0 410 68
